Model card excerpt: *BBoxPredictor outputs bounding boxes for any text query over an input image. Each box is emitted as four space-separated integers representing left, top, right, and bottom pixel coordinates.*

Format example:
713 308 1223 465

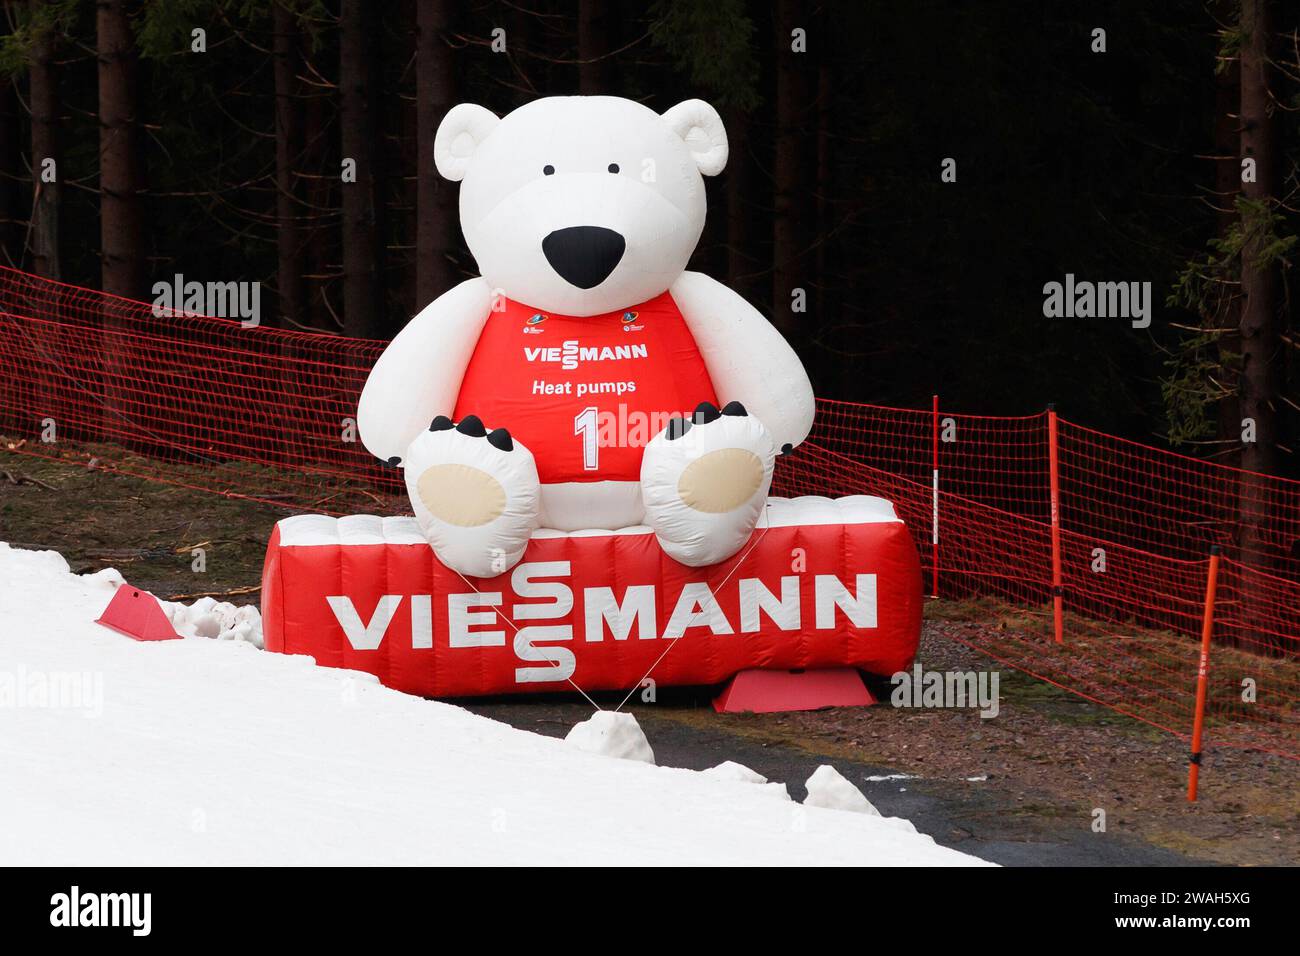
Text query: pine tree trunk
0 63 21 270
28 0 60 279
1238 0 1280 505
339 0 385 337
301 85 331 332
1238 0 1280 480
816 49 835 394
771 0 801 335
97 0 144 299
0 65 18 430
272 1 302 329
577 0 612 93
96 0 144 445
1213 31 1240 461
724 106 752 301
1237 0 1280 648
416 0 457 308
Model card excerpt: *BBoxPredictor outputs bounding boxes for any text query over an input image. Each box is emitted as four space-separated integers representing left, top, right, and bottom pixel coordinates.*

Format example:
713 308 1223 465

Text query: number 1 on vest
574 405 599 471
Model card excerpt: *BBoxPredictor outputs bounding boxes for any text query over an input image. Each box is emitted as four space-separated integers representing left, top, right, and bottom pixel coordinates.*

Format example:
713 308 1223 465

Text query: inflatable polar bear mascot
358 96 815 577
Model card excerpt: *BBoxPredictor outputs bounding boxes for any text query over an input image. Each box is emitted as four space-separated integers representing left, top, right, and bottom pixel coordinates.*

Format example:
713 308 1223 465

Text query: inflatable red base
260 496 922 698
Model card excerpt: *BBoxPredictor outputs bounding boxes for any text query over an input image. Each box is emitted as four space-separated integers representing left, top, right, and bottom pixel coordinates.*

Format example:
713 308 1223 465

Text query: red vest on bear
454 292 718 484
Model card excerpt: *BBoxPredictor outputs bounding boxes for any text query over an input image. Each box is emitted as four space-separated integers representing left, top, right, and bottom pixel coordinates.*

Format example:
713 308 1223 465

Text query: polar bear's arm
357 277 493 463
671 271 816 450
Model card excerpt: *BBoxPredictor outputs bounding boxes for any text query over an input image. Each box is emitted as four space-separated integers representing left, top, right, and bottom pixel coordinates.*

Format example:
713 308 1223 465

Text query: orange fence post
1187 546 1222 802
931 393 939 598
1047 404 1063 643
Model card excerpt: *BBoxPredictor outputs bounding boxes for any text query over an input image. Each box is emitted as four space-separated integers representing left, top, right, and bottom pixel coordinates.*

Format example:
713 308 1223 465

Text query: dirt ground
2 447 1297 865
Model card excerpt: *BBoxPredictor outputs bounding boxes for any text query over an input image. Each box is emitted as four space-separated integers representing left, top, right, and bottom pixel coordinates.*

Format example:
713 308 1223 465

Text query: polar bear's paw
401 414 541 577
640 401 776 567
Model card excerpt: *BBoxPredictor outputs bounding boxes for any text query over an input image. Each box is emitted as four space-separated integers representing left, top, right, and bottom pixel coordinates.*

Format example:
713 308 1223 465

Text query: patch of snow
162 596 263 649
805 767 922 834
0 542 989 865
83 567 125 591
703 760 768 784
863 773 916 782
565 711 655 764
805 764 881 815
701 761 790 800
965 775 988 782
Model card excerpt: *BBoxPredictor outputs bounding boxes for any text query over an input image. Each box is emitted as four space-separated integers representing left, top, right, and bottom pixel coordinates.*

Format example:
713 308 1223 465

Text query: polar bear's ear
662 99 728 176
434 103 500 181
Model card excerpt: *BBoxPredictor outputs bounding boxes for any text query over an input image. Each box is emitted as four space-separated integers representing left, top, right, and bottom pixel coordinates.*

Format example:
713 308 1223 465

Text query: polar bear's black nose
542 226 626 289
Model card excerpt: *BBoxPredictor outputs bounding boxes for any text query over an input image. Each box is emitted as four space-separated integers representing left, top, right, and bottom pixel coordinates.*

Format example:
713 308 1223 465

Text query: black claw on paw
487 427 514 452
429 415 454 432
456 414 487 437
693 401 721 424
780 443 793 456
666 417 693 440
383 455 402 469
721 400 748 417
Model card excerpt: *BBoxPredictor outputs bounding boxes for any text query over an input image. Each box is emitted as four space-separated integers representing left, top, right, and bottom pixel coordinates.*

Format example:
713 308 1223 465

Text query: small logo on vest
523 313 547 334
620 310 644 332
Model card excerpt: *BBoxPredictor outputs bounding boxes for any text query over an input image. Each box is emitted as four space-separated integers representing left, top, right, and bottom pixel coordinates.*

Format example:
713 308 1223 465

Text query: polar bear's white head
434 96 727 317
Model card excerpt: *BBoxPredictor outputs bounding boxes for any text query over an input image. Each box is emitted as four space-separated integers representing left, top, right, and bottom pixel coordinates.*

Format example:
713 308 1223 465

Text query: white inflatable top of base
276 495 902 547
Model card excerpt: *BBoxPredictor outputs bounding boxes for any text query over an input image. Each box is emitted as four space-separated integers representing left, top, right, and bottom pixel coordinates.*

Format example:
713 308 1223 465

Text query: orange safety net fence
1 265 1296 759
0 266 402 514
785 401 1299 759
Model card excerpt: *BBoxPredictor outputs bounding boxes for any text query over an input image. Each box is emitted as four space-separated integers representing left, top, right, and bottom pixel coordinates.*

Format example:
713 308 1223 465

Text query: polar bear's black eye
543 165 555 175
608 163 620 174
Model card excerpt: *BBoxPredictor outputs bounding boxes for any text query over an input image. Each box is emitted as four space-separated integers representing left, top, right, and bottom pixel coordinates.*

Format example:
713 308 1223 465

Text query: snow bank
565 711 655 763
0 542 987 866
27 555 264 648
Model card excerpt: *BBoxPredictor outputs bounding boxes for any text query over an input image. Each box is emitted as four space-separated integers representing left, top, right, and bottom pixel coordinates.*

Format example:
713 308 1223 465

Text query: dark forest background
0 0 1298 478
